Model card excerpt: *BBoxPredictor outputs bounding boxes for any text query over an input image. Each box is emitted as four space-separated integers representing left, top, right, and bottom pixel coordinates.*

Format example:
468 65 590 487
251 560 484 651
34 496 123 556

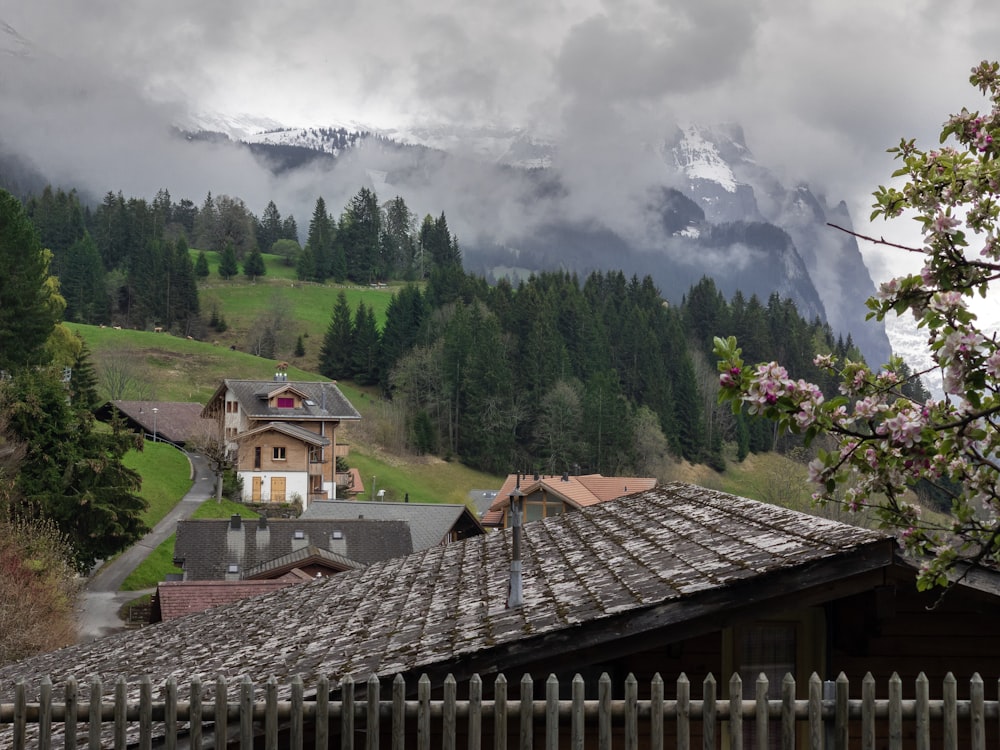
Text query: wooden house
201 376 361 509
482 472 656 527
4 483 1000 747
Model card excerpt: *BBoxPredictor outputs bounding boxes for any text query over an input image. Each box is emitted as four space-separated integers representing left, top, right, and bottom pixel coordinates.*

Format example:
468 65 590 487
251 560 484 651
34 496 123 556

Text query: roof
153 577 308 621
173 517 412 579
0 483 901 703
235 421 331 446
302 500 485 550
204 379 361 422
97 401 213 445
243 544 364 578
482 473 657 525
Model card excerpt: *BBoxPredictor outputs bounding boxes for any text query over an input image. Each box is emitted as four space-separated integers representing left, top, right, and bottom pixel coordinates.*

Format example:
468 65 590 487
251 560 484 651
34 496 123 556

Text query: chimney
561 472 569 482
230 514 242 530
507 476 524 609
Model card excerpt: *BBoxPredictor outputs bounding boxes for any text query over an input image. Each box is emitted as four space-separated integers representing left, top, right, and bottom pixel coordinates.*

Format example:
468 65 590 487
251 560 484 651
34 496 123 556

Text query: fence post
915 672 929 750
546 675 560 750
861 672 875 750
676 673 690 750
651 673 664 750
368 674 381 750
729 673 742 750
166 675 178 750
64 677 78 750
315 674 329 750
13 679 25 750
469 673 483 750
598 673 611 750
809 674 823 750
214 674 228 750
781 674 795 750
190 675 203 750
625 673 638 750
571 675 585 750
240 675 254 750
39 675 51 750
943 672 957 750
140 674 153 750
835 673 849 750
343 674 355 750
392 675 406 750
89 675 102 750
444 674 456 750
755 673 768 750
494 674 508 750
971 673 984 750
264 675 278 750
115 676 127 750
703 674 717 750
888 673 902 750
521 674 534 750
290 674 304 750
418 674 431 750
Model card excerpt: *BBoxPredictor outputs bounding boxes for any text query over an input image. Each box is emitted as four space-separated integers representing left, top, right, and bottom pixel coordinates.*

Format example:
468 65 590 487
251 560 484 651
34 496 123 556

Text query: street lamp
152 407 159 443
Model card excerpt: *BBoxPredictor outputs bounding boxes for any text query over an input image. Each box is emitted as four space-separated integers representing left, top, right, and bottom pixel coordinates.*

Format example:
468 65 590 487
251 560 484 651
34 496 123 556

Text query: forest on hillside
17 183 928 478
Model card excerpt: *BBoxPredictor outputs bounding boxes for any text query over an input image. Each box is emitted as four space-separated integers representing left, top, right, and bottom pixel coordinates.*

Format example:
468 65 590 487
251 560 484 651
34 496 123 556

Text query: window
507 495 566 526
276 397 294 408
273 446 286 461
227 563 239 574
225 427 237 439
254 447 261 469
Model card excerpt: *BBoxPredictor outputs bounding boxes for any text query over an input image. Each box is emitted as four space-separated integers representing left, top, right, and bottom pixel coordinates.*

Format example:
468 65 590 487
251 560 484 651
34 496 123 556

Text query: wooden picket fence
0 670 996 749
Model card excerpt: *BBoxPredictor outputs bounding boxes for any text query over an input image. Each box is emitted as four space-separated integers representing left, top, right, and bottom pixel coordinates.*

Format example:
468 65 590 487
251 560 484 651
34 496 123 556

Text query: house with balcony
202 374 361 510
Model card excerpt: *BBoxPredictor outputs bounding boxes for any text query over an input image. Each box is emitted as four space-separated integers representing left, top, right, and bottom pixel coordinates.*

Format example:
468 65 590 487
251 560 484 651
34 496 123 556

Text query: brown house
4 483 1000 747
482 472 656 526
202 376 361 509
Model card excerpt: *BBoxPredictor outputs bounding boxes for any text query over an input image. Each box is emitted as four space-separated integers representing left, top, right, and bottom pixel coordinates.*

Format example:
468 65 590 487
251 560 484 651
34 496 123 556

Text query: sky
2 0 999 303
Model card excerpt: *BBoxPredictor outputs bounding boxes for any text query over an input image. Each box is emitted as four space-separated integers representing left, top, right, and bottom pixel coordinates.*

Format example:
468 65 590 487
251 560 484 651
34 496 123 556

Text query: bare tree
187 419 234 502
96 346 153 401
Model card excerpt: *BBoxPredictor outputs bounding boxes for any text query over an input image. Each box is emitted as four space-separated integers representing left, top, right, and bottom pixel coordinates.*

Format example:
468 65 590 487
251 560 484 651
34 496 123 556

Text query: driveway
76 450 215 642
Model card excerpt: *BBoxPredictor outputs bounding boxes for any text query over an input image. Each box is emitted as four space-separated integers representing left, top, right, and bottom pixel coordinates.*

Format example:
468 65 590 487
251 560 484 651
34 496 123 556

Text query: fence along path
0 670 995 749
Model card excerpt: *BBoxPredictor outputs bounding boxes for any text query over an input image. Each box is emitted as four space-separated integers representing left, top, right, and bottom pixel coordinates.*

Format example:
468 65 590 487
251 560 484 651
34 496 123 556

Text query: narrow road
76 450 215 642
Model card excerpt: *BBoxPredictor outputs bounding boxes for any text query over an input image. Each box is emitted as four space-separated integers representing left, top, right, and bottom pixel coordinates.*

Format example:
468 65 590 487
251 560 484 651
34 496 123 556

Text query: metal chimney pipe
508 478 524 609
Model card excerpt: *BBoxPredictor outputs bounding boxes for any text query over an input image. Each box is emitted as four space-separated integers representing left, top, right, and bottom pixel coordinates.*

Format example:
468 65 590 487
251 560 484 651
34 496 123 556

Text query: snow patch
672 125 738 193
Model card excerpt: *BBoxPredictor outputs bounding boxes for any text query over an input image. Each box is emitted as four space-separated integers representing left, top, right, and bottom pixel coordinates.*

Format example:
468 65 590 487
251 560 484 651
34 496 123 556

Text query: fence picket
444 674 456 750
545 674 559 750
650 673 663 750
571 674 584 750
915 672 929 750
943 672 957 750
835 672 849 750
343 674 355 750
315 674 329 750
64 677 78 750
88 675 101 750
139 674 152 750
469 673 482 750
368 674 381 750
754 674 768 750
862 672 875 750
494 674 508 750
190 675 203 750
115 676 127 750
729 672 742 750
781 673 794 750
971 672 984 750
703 673 716 750
291 675 304 750
239 676 254 750
418 673 431 750
38 675 51 750
676 673 690 750
166 675 178 750
392 674 405 750
598 673 611 750
215 674 228 750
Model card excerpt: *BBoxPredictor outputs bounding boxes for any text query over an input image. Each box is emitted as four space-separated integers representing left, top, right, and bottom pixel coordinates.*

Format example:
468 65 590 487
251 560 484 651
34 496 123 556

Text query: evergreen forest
15 183 928 479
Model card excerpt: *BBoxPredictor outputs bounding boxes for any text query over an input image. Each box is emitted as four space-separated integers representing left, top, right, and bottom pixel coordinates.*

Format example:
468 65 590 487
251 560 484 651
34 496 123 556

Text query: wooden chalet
201 375 361 510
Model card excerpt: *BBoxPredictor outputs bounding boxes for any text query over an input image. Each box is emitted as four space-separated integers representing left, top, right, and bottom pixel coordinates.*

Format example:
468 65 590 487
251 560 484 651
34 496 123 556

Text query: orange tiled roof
482 473 656 526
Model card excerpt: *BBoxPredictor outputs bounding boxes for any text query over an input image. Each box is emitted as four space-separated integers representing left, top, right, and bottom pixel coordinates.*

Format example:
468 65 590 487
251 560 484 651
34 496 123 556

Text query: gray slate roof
302 500 485 551
0 483 895 707
173 517 413 579
211 379 361 421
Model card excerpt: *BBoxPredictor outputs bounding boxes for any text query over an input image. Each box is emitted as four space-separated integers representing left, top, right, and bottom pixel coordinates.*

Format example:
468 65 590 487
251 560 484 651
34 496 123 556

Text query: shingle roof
0 483 896 704
99 401 213 445
302 500 485 550
482 473 657 525
205 379 361 421
173 517 412 579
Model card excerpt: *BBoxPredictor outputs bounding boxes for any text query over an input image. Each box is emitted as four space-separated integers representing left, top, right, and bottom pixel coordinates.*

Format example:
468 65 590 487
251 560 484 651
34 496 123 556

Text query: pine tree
218 243 239 280
305 197 335 281
0 189 62 373
350 302 380 385
318 292 354 379
194 250 210 278
257 200 283 252
1 367 148 571
60 231 106 324
243 248 266 281
170 237 200 332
